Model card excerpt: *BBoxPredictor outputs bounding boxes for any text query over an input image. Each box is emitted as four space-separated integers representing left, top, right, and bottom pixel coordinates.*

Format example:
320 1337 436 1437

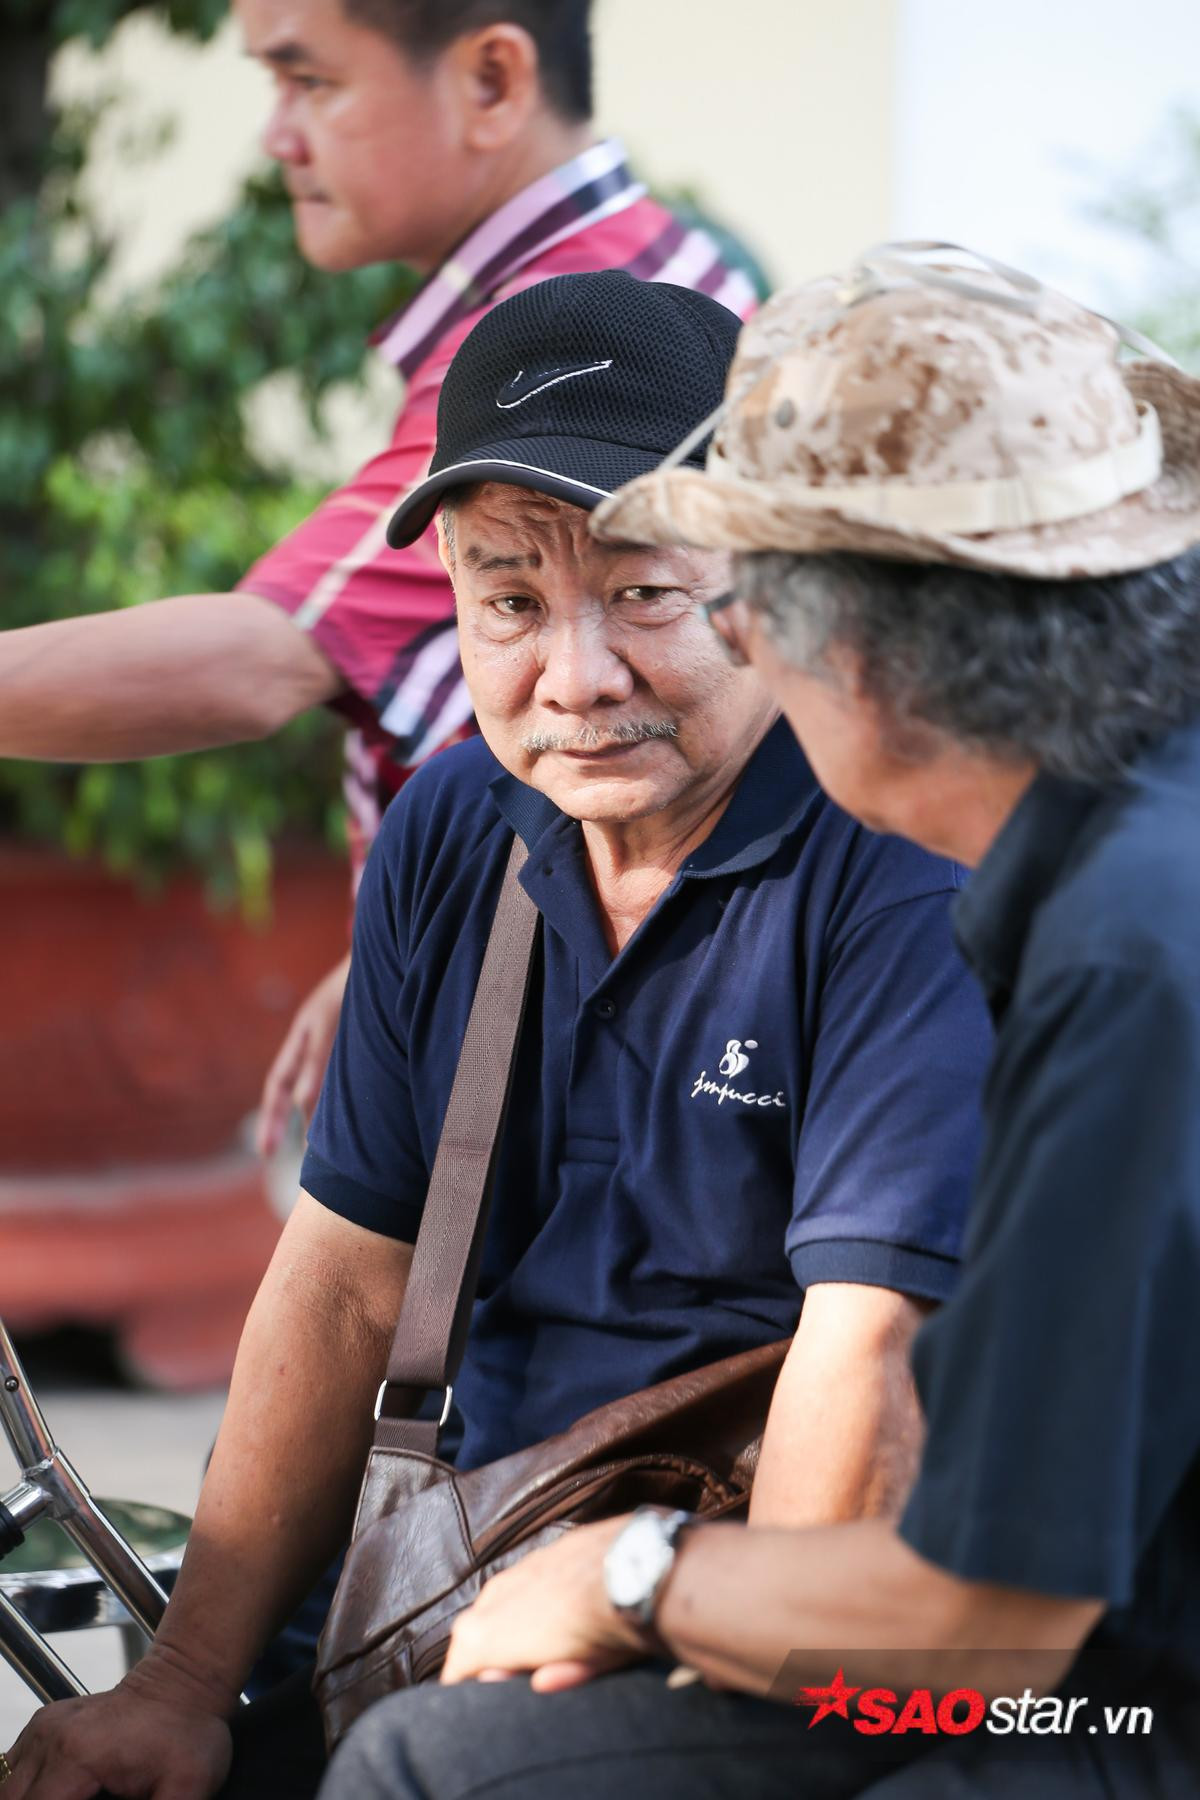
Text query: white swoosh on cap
497 360 614 409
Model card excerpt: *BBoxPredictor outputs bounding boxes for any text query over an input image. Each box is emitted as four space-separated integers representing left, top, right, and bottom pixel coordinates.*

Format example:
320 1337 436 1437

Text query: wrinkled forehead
445 485 593 571
448 483 728 583
447 483 584 532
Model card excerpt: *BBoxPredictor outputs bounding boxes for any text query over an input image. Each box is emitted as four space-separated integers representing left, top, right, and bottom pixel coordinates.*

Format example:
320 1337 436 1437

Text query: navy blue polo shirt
303 721 991 1470
900 716 1200 1731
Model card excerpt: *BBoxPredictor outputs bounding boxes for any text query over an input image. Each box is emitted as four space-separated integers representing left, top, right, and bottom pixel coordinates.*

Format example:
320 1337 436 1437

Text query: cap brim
592 361 1200 581
386 438 688 548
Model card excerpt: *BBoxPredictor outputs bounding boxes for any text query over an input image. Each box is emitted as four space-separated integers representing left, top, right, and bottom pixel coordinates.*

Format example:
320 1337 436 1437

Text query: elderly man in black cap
0 271 991 1800
331 247 1200 1797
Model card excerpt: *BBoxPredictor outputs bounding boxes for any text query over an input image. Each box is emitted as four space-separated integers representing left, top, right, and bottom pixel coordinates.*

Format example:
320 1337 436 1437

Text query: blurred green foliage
1 12 417 915
1095 108 1200 369
49 0 228 44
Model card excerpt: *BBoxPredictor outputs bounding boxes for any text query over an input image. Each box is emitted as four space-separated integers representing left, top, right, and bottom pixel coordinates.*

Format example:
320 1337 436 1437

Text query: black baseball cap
385 270 742 548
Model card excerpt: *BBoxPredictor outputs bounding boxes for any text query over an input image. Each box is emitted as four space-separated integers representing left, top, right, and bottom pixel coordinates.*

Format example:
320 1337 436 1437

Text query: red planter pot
0 845 350 1388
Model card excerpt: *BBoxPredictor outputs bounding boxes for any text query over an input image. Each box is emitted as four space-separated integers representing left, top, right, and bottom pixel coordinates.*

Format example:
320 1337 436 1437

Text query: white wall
593 0 897 285
893 0 1200 313
52 15 270 296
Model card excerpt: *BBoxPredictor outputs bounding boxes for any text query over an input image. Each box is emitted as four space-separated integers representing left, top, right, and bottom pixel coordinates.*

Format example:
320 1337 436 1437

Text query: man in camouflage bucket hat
594 241 1200 579
319 246 1200 1798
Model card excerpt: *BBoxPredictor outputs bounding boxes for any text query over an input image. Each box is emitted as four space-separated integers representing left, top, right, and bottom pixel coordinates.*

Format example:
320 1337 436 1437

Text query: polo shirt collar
374 139 644 379
953 771 1101 1011
679 719 822 876
488 718 821 875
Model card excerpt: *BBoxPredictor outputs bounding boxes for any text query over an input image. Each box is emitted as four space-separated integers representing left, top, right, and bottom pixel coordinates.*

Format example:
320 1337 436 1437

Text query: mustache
521 718 679 755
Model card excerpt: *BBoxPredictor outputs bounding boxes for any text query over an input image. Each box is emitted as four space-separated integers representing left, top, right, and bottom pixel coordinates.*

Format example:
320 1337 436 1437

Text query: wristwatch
603 1506 696 1631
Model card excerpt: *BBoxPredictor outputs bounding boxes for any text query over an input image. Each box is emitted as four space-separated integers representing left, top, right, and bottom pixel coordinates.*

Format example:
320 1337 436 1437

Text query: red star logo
796 1667 861 1728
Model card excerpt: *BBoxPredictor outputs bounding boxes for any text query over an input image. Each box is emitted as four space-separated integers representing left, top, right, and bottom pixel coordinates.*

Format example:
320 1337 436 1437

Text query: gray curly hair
735 546 1200 784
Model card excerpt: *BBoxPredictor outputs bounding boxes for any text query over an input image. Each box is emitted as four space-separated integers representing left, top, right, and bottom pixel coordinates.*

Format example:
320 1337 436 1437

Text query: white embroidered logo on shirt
718 1038 755 1077
691 1037 786 1111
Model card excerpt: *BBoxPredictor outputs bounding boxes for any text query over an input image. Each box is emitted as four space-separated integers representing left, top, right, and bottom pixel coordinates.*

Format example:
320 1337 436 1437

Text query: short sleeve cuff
300 1147 425 1244
237 581 378 729
789 1237 959 1303
899 1476 1130 1603
235 573 311 615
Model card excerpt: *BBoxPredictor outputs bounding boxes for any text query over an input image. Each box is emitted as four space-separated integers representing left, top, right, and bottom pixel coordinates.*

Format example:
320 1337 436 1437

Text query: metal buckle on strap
373 1382 454 1428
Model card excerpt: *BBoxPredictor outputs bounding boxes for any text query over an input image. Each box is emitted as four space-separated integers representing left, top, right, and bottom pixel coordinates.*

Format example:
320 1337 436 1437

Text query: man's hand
3 1683 232 1800
441 1519 646 1693
256 953 351 1156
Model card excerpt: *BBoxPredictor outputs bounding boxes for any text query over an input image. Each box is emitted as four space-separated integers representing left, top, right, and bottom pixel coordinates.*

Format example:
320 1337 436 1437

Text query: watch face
606 1514 673 1610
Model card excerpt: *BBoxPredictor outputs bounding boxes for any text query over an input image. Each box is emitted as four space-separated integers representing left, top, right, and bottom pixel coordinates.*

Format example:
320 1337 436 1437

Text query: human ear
435 513 456 580
451 24 540 152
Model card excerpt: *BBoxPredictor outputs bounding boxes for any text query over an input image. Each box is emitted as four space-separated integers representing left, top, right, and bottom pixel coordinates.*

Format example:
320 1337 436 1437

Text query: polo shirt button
594 998 617 1021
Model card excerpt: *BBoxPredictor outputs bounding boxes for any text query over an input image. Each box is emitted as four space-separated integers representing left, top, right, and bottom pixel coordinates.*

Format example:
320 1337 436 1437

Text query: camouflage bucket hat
591 242 1200 579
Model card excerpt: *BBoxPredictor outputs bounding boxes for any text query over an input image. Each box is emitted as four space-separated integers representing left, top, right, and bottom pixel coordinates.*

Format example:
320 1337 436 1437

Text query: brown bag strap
374 834 540 1454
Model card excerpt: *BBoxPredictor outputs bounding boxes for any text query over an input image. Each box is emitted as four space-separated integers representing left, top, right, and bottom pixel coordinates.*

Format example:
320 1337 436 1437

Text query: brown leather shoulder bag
315 836 790 1747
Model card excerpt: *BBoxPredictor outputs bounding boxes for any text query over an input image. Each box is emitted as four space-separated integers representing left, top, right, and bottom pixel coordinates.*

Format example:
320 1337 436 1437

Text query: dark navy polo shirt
304 720 991 1470
901 716 1200 1720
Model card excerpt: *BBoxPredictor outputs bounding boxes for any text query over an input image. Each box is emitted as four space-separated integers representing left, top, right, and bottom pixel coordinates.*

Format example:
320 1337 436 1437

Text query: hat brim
387 438 691 548
592 361 1200 580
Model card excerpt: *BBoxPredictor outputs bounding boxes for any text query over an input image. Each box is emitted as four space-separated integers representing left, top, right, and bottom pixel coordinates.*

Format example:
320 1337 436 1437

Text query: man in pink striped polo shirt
0 0 758 1140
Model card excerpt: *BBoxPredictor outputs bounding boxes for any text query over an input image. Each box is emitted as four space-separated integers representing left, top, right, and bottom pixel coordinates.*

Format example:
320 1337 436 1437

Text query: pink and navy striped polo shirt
238 140 757 871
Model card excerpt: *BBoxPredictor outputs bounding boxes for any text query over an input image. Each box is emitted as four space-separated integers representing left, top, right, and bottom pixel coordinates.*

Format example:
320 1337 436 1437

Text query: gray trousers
317 1664 1199 1800
317 1666 925 1800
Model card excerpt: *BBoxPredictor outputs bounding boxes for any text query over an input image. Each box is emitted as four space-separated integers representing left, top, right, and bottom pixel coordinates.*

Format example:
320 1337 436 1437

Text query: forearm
657 1520 1100 1700
749 1284 928 1527
127 1198 410 1715
440 1509 1101 1701
0 593 337 760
